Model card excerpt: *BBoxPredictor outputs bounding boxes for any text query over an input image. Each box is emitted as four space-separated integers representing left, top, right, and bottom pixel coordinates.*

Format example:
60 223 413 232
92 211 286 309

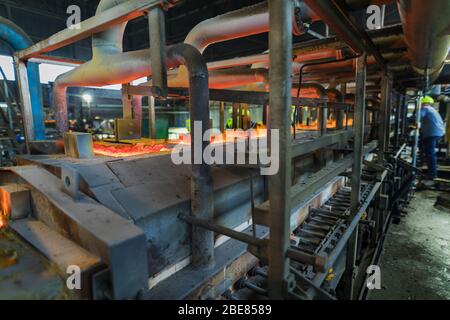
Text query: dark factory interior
0 0 450 302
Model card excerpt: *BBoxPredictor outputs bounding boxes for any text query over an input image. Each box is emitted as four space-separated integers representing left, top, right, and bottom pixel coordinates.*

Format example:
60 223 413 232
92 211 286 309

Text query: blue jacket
420 106 445 138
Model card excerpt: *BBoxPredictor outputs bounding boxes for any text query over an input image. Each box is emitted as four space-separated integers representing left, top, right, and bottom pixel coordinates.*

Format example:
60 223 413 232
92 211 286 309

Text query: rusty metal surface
11 153 265 280
0 228 68 300
10 219 103 299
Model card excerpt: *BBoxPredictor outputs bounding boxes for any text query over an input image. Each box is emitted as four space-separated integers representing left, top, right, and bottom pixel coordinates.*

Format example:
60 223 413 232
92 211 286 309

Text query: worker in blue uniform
419 96 445 180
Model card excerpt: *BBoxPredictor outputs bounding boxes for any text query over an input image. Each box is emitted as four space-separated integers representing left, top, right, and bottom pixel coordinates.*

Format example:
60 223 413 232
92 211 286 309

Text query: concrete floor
369 190 450 300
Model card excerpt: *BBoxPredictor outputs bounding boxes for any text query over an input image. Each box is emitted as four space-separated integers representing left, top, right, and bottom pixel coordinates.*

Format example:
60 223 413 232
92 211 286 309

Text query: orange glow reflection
93 142 171 158
0 190 11 229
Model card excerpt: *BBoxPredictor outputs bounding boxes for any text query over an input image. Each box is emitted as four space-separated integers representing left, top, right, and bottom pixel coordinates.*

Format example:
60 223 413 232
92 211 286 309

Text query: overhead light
82 93 92 104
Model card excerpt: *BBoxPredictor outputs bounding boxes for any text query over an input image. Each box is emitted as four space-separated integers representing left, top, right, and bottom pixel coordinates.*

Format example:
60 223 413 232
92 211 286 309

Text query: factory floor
368 190 450 300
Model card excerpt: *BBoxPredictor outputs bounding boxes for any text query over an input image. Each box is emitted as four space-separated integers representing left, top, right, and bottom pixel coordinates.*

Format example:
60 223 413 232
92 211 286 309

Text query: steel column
14 58 33 151
149 96 156 138
393 92 401 148
148 6 168 98
219 102 225 132
412 93 422 167
345 54 367 300
378 74 389 162
268 0 293 299
384 77 393 151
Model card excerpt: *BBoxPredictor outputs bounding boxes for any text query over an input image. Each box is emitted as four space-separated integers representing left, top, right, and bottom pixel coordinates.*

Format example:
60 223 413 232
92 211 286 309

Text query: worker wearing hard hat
419 96 445 180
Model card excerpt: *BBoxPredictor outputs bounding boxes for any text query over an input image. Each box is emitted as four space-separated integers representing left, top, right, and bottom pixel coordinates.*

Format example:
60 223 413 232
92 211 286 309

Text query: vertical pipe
14 58 32 152
337 83 347 130
345 54 367 300
0 17 45 140
400 93 407 138
378 74 389 162
149 96 156 139
412 93 422 167
320 104 328 136
168 44 214 268
394 92 401 148
219 102 225 133
384 77 392 151
148 7 168 98
132 95 142 134
268 0 292 299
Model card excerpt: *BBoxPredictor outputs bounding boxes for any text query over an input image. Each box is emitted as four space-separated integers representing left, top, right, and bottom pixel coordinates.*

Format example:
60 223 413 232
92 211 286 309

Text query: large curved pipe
168 44 214 269
0 16 45 140
185 1 319 54
174 0 320 82
54 0 130 135
167 68 268 89
397 0 450 80
54 0 319 135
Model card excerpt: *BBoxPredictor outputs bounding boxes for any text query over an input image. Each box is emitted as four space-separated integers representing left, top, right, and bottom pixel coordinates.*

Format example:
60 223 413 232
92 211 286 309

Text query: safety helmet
421 96 434 105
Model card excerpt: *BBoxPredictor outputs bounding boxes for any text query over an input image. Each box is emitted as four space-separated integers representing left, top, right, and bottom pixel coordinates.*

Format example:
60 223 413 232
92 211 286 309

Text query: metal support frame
149 95 157 138
393 92 402 148
344 54 367 300
412 93 422 167
378 73 390 162
13 58 33 151
15 0 166 61
319 103 328 136
267 0 293 299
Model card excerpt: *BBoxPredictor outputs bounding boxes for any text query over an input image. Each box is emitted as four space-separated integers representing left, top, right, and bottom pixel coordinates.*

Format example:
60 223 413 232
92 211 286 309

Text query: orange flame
0 190 11 229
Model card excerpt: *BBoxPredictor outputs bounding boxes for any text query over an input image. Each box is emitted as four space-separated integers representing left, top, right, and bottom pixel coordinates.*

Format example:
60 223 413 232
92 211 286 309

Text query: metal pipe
303 0 385 69
268 0 293 300
148 6 168 97
412 94 422 167
54 0 127 135
179 214 262 247
184 1 318 54
169 44 215 268
0 16 45 140
53 0 316 135
397 0 450 81
167 68 268 89
172 0 319 86
378 73 390 161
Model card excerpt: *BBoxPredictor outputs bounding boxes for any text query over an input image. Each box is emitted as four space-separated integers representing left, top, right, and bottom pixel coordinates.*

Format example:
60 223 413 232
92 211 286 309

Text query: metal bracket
61 165 80 200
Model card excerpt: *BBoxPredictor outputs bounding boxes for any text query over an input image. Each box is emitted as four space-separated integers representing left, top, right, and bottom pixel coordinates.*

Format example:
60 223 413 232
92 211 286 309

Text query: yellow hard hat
421 96 434 105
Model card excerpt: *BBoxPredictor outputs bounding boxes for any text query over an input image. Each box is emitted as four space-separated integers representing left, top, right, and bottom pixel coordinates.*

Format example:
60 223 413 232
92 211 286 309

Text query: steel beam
345 54 367 300
267 0 293 299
